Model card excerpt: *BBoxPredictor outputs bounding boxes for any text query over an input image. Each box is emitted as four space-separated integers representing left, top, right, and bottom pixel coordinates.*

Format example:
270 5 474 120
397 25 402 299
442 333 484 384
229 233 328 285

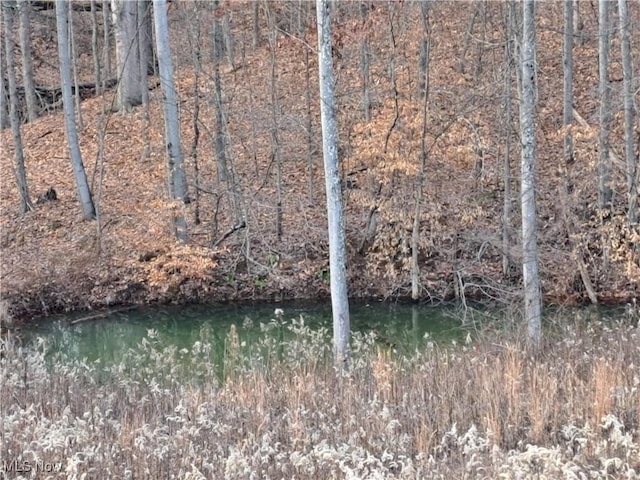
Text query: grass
1 308 640 479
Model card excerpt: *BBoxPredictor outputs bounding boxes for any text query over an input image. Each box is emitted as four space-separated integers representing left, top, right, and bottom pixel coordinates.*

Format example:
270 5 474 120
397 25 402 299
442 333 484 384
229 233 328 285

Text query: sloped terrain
1 1 638 320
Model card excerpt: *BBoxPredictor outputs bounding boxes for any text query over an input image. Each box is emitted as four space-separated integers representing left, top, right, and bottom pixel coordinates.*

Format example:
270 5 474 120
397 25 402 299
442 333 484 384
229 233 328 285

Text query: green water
23 302 466 367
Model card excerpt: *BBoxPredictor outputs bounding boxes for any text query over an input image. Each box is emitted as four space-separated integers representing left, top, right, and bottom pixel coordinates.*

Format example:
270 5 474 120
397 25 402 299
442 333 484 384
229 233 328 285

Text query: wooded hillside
1 1 638 319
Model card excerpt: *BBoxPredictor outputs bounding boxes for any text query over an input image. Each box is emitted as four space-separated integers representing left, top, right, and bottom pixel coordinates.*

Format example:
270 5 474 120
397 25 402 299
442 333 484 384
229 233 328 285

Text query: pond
20 301 468 371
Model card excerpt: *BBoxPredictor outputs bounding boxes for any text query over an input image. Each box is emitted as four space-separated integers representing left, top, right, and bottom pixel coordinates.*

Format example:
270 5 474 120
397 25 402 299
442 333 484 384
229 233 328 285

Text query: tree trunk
304 44 315 206
411 3 430 301
102 0 110 82
56 0 96 221
90 0 102 94
18 0 38 122
563 0 574 167
4 1 33 213
597 0 612 210
360 2 371 122
111 0 143 112
618 0 637 223
69 5 83 129
502 1 515 277
152 0 188 242
266 3 283 241
316 0 350 370
212 0 228 183
252 1 260 48
520 0 542 345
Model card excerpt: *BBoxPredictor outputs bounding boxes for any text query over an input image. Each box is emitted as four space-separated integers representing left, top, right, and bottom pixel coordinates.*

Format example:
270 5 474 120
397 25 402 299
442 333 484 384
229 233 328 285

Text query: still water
23 302 467 367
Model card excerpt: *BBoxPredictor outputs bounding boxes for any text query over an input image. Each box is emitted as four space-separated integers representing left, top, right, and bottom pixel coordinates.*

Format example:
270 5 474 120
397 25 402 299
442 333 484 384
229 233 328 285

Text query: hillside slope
1 1 638 320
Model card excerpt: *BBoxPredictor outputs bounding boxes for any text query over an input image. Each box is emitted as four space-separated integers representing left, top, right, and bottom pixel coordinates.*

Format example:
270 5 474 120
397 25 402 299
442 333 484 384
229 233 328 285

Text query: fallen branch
69 306 136 325
213 220 247 248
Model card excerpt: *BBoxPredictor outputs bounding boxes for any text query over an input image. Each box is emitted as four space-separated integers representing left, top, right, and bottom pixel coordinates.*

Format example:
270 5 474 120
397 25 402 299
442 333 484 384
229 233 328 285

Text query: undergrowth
2 309 640 479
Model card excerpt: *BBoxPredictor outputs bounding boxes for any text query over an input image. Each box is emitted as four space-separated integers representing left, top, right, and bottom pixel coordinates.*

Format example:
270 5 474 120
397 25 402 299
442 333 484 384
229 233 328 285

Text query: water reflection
23 302 464 366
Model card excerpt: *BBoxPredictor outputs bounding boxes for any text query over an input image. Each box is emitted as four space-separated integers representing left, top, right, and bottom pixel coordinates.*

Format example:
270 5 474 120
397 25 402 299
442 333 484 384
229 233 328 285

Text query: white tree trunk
618 0 637 223
111 0 142 112
18 0 38 122
520 0 542 345
316 0 350 369
411 3 430 301
597 0 612 210
4 1 33 212
152 0 188 243
56 0 95 221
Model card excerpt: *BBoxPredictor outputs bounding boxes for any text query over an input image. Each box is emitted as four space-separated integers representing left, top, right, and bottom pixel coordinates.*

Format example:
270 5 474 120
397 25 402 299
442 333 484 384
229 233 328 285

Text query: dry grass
2 309 640 478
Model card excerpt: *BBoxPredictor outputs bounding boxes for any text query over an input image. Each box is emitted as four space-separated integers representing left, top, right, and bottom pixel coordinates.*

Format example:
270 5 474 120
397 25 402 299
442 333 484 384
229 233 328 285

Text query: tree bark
317 0 350 370
520 0 542 345
411 3 430 301
56 0 96 220
111 0 144 112
18 0 38 122
90 0 102 94
212 0 228 183
563 0 574 167
4 1 34 213
597 0 612 210
618 0 637 223
266 3 283 241
152 0 188 242
502 1 516 277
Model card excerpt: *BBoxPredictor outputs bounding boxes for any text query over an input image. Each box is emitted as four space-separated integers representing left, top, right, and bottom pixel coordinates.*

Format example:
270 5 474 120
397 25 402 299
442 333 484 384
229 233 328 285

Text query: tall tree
359 2 371 122
317 0 350 369
4 1 33 213
111 0 151 112
618 0 637 223
597 0 612 210
563 0 574 167
520 0 541 345
411 2 430 301
212 0 228 183
502 1 516 277
152 0 188 243
1 12 8 131
265 3 283 241
56 0 96 220
18 0 38 122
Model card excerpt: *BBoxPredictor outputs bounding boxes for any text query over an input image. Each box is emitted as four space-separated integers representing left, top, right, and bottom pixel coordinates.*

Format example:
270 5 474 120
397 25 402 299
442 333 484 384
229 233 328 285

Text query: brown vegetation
0 2 638 320
2 308 640 478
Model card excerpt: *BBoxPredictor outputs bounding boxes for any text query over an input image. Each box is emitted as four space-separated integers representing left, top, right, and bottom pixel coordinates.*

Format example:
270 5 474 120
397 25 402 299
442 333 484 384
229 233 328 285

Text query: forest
0 0 638 323
1 2 640 478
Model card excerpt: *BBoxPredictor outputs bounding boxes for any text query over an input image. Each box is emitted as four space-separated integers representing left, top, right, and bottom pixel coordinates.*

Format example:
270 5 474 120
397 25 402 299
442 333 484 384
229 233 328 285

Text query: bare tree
265 3 283 241
411 2 430 301
212 0 228 183
152 0 188 242
56 0 96 221
111 0 151 112
18 0 38 122
317 0 350 369
618 0 637 223
597 0 612 210
359 2 371 122
563 0 574 167
3 1 33 213
90 0 102 94
502 1 516 277
520 0 541 345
